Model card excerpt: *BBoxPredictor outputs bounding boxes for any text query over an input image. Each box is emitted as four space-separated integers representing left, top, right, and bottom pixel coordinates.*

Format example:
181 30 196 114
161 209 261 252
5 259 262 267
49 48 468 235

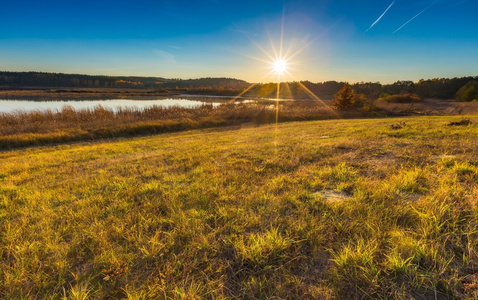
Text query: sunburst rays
230 9 340 140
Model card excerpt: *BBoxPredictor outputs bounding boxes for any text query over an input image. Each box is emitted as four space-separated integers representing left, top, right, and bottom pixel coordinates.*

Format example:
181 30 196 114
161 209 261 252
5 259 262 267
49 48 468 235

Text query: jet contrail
393 6 430 33
366 0 396 32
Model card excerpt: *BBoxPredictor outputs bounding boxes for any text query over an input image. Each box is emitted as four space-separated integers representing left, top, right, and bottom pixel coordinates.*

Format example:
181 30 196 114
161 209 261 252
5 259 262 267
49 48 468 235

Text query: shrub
379 93 422 103
456 80 478 102
333 83 368 110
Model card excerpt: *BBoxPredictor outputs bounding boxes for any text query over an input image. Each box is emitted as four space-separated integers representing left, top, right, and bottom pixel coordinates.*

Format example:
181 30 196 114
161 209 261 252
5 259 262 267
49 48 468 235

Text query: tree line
1 71 476 100
245 77 478 100
0 71 249 90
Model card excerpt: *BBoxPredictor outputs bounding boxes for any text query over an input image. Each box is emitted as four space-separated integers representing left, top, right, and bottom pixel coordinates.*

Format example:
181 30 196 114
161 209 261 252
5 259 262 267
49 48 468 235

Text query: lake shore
0 87 247 100
1 88 477 150
0 88 173 100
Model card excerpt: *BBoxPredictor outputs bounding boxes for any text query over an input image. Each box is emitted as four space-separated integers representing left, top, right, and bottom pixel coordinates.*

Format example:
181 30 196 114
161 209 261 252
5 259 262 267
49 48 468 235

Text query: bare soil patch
313 189 350 203
377 98 478 115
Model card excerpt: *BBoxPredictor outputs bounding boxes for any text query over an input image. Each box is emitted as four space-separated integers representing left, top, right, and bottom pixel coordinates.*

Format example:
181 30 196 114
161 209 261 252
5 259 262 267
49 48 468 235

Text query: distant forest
0 71 250 91
250 77 478 100
1 71 477 100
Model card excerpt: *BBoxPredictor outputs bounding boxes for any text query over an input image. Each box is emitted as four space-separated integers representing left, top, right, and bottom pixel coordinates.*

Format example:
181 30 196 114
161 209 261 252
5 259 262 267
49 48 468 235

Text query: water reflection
0 98 223 113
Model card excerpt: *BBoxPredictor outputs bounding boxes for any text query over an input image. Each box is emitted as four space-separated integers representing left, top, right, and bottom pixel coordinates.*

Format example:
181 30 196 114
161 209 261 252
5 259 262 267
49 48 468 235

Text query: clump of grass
231 227 291 268
393 167 429 194
330 238 381 297
65 282 93 300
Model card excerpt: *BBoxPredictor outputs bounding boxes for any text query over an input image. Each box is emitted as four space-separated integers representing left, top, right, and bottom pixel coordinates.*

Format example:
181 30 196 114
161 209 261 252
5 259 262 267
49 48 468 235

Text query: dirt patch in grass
431 155 456 161
377 98 478 115
448 118 472 126
313 189 351 203
403 193 421 202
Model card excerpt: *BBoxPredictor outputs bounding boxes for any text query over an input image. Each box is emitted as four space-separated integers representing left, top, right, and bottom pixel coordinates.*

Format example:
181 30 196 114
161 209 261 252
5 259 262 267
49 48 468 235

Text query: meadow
1 115 477 299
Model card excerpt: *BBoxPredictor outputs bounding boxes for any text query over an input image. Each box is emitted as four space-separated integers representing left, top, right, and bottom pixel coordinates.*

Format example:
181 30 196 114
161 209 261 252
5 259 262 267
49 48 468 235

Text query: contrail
366 0 395 32
393 6 430 33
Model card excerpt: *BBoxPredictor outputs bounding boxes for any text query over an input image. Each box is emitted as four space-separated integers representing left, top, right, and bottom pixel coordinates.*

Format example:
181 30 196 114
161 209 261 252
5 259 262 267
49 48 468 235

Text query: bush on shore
379 93 422 103
332 83 372 111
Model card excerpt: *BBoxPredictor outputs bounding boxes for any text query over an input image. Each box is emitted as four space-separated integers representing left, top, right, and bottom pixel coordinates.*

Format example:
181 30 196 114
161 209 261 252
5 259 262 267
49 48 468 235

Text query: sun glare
273 59 287 75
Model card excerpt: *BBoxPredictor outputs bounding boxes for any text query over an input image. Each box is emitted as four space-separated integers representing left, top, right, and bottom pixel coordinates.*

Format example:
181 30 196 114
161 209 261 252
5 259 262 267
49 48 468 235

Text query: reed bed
0 102 363 149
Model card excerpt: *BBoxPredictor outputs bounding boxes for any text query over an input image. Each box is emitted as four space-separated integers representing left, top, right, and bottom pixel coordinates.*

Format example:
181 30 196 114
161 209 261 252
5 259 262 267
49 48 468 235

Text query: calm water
0 98 222 113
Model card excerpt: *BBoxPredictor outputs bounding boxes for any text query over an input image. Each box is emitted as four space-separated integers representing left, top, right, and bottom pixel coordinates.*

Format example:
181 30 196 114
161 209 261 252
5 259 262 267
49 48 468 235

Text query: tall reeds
0 102 364 149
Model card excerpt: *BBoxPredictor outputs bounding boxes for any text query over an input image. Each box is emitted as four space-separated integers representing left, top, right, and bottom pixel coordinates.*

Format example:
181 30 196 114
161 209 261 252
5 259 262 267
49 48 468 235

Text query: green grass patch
1 115 478 298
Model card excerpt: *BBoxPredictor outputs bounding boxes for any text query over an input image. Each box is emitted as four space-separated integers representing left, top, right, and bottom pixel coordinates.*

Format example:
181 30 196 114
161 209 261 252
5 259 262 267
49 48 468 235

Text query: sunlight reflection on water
0 98 222 113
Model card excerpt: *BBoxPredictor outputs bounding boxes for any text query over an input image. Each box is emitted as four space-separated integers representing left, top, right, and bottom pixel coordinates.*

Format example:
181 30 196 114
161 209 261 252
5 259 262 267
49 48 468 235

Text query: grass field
1 115 477 299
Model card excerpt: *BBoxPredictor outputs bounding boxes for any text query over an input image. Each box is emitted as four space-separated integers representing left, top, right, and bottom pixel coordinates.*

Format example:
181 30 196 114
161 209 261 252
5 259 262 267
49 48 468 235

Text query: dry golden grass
0 115 477 299
0 102 367 150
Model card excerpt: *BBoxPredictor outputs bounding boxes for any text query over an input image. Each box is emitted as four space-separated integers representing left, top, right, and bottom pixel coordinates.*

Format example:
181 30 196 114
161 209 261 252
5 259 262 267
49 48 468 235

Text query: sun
273 59 287 75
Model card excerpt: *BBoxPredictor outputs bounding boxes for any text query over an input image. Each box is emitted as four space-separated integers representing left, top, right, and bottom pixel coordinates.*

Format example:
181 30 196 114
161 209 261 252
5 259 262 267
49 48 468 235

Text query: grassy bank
1 116 477 299
0 102 366 150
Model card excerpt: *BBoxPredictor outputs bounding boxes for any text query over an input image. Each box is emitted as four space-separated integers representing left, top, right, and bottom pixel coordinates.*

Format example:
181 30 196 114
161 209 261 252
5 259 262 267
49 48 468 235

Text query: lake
0 98 224 113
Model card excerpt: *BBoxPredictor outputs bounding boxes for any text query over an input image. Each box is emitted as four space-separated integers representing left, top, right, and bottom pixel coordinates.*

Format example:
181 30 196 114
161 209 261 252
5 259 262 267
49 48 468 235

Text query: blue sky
0 0 476 83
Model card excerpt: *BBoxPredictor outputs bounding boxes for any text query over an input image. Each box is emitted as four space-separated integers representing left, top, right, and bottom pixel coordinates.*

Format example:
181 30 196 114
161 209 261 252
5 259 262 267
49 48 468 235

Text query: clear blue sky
1 0 476 83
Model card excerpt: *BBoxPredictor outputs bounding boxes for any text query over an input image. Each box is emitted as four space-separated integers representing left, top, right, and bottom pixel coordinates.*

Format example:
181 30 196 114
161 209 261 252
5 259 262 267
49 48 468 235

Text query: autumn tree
333 83 365 110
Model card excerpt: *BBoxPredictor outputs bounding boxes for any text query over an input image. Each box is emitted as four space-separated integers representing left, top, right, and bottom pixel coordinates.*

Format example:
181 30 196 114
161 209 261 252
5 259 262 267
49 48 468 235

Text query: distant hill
0 71 250 90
